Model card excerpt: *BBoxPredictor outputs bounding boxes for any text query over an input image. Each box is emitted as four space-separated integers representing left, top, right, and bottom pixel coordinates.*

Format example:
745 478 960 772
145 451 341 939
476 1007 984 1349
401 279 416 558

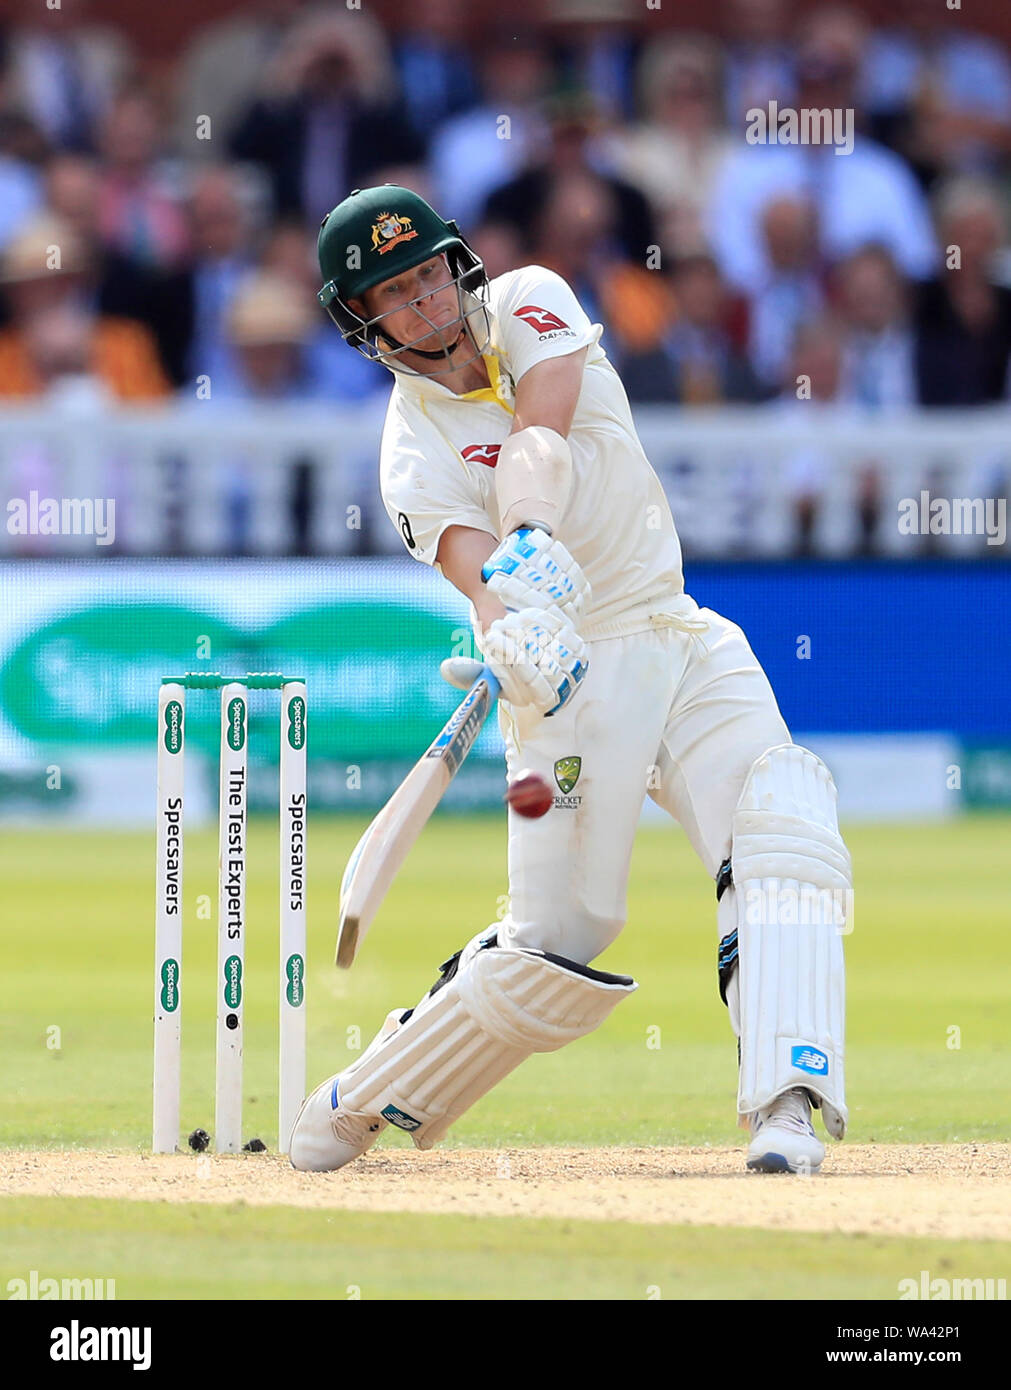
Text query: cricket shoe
288 1075 387 1172
746 1088 825 1174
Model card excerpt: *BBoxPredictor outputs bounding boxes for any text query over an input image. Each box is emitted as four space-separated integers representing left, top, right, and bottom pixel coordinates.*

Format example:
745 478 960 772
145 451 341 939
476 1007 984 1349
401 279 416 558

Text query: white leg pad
337 943 637 1150
732 744 851 1138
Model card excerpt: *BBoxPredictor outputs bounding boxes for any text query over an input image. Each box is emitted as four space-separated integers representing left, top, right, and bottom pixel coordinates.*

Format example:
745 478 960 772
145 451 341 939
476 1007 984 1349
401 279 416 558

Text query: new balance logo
791 1046 829 1074
381 1103 422 1131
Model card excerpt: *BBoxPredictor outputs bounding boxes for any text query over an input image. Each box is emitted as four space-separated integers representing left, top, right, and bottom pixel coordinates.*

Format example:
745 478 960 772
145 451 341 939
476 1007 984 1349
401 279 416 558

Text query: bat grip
477 665 501 703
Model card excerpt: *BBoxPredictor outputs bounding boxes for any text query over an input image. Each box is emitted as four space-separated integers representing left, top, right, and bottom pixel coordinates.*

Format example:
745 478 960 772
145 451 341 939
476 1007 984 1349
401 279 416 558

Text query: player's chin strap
378 326 467 361
716 744 851 1139
335 931 637 1150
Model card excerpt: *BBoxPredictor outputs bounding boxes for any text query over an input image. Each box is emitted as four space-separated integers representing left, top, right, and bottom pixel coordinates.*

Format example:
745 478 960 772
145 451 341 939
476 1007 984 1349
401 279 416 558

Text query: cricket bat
336 666 501 968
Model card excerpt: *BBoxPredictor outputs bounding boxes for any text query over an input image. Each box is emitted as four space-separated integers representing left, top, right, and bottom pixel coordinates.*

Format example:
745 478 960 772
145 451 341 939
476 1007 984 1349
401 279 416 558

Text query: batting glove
478 605 588 717
481 527 591 623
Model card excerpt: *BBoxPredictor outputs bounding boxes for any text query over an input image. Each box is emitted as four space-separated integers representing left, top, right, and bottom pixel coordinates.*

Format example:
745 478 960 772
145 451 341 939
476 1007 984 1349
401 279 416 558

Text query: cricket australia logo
513 304 576 341
554 756 581 793
553 756 582 807
370 211 418 255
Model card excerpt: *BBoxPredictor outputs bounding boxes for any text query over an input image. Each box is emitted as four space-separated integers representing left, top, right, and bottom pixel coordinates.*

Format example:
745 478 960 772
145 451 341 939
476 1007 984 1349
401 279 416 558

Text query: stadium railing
0 403 1007 558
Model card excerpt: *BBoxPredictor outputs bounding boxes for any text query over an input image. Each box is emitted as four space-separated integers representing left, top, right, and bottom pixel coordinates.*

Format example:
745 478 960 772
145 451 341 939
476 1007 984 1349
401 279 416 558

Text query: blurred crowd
1 0 1010 414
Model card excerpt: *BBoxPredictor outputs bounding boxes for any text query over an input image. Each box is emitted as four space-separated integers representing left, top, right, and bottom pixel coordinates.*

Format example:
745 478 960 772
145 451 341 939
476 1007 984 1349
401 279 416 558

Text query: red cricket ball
505 769 554 819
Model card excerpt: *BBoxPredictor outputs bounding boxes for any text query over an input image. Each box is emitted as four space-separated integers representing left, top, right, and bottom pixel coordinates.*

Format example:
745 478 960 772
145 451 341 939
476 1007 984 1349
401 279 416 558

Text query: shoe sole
747 1151 823 1175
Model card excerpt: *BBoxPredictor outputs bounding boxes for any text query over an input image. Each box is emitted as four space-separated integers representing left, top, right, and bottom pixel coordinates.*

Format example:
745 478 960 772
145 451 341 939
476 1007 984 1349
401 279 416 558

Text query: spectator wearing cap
428 30 551 229
914 177 1011 407
619 254 767 405
229 12 423 227
606 34 735 260
834 244 916 408
222 269 317 402
202 268 334 554
708 5 937 294
0 212 170 399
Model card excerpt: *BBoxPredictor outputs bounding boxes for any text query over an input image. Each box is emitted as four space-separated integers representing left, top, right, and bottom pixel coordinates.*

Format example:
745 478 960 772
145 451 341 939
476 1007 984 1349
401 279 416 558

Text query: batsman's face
359 255 460 354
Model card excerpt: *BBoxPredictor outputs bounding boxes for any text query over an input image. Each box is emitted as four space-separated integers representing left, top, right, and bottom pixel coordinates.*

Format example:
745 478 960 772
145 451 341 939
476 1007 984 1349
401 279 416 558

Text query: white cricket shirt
378 264 686 639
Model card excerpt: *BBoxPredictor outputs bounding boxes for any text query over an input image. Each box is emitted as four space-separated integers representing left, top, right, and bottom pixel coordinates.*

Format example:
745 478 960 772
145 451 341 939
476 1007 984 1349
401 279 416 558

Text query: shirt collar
392 351 511 410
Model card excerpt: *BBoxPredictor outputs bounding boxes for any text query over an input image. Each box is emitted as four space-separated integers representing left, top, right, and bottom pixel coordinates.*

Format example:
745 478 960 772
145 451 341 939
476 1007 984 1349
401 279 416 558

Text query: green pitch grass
4 1197 1009 1302
1 814 1009 1298
2 815 1008 1150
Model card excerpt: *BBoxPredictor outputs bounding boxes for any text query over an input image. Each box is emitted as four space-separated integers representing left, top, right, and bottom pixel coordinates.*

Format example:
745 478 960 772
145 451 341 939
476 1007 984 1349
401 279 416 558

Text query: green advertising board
0 559 503 821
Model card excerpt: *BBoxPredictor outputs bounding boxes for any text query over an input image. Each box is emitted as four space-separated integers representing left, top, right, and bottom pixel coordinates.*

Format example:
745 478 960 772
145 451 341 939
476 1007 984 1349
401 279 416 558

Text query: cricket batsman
289 185 851 1174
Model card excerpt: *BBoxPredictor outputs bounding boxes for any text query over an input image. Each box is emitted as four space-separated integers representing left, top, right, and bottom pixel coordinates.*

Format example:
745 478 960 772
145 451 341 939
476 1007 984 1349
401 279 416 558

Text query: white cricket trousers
497 593 791 965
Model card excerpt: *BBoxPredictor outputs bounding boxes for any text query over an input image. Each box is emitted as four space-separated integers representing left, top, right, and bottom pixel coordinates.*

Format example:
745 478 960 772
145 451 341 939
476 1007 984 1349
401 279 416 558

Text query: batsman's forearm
472 592 507 642
435 524 508 635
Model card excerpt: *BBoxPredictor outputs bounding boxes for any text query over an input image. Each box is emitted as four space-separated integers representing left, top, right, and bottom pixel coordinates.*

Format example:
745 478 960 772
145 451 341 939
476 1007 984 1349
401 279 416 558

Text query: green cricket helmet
317 184 490 374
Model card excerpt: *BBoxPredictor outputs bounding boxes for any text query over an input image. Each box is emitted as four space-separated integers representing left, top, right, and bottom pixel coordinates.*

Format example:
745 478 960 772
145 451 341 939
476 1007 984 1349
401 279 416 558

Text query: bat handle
478 665 501 703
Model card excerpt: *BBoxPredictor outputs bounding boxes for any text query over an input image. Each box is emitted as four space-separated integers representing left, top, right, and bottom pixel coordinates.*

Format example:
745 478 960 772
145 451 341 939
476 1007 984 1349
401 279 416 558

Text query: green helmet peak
317 185 490 374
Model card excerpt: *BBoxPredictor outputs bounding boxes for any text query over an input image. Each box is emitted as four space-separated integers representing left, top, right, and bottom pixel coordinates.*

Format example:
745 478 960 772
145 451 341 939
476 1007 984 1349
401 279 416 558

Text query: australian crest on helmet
370 211 417 255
